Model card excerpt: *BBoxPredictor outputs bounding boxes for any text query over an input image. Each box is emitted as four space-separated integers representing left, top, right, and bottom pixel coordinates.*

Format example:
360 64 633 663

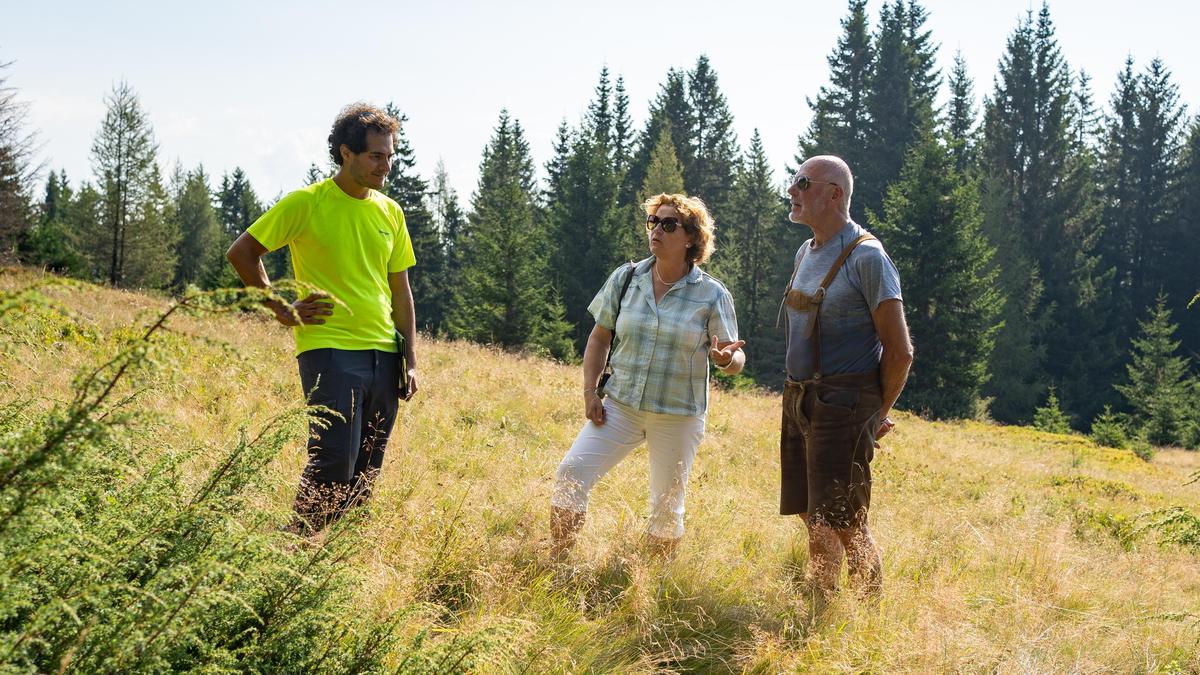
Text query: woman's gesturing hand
708 336 745 368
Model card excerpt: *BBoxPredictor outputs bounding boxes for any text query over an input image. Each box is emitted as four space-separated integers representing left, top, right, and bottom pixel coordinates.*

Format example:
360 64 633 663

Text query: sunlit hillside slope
2 269 1198 673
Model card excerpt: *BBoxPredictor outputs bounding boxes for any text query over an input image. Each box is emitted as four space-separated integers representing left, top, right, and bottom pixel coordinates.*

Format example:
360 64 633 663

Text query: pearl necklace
653 262 685 286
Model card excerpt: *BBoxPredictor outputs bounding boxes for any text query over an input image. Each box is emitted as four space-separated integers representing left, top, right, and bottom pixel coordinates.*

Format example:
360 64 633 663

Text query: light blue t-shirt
785 221 902 380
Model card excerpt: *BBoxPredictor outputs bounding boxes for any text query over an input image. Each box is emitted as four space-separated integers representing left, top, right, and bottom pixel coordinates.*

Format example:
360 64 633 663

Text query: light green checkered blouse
590 257 739 417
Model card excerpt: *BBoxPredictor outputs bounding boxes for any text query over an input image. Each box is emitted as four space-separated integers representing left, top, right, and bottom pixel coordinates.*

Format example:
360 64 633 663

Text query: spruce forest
4 3 1199 442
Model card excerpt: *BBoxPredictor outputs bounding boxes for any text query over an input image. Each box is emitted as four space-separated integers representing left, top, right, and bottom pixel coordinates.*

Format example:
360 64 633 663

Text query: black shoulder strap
606 262 636 361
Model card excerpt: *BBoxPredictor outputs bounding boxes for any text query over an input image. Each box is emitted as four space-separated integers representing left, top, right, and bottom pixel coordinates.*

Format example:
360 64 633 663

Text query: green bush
712 369 758 392
1033 387 1072 434
19 220 88 277
1090 405 1130 449
0 280 504 673
1137 507 1200 551
0 282 406 672
1130 435 1156 462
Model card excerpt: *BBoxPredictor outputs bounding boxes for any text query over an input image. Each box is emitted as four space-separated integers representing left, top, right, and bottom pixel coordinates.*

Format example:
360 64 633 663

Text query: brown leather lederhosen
778 234 884 525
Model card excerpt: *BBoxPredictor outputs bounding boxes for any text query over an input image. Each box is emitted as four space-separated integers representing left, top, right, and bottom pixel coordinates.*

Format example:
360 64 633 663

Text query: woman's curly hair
642 193 717 265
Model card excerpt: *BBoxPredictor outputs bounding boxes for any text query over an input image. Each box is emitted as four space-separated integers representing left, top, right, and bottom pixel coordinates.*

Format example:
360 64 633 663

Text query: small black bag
395 330 410 399
596 262 636 399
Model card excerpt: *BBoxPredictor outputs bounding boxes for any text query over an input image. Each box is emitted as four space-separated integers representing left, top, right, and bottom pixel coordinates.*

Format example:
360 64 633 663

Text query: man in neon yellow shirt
227 103 417 535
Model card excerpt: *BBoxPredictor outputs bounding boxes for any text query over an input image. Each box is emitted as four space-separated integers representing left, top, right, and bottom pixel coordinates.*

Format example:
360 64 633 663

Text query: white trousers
552 398 706 539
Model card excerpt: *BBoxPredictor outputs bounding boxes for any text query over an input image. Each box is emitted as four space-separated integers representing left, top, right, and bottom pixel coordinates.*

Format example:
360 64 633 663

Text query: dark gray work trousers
293 348 400 528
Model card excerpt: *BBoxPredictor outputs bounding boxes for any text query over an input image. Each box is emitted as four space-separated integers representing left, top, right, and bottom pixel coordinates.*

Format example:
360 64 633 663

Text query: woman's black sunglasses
646 214 688 233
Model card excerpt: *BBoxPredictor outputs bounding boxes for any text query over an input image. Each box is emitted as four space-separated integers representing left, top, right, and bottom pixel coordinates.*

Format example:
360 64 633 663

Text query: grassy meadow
2 268 1198 673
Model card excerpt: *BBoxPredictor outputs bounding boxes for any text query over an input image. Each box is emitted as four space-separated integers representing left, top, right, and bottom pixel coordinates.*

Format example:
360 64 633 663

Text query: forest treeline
2 1 1197 447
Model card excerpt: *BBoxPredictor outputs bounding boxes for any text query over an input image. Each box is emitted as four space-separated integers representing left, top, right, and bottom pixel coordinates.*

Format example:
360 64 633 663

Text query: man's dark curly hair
327 103 400 166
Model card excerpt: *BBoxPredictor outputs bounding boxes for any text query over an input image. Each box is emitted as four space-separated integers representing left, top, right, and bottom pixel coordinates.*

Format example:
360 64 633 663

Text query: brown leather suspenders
778 233 877 379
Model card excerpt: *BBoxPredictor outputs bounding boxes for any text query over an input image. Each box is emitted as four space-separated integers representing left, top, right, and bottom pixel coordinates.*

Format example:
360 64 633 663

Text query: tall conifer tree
23 170 85 275
1073 70 1103 149
90 81 172 287
725 131 792 380
217 168 263 239
545 69 626 349
430 159 467 288
543 120 571 205
977 11 1050 422
609 75 642 262
173 166 221 288
1115 294 1196 447
946 51 977 173
382 103 444 333
639 125 687 201
872 134 1002 418
626 69 692 206
798 0 874 181
1100 59 1186 340
1172 117 1200 350
686 55 739 215
448 111 573 358
860 0 940 220
121 162 177 288
613 75 634 178
0 58 36 257
211 168 269 286
586 66 613 149
979 4 1110 423
42 170 70 224
69 182 105 279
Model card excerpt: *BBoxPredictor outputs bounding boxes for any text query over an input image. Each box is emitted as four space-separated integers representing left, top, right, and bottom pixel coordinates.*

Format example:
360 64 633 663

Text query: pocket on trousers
298 348 335 402
812 387 858 420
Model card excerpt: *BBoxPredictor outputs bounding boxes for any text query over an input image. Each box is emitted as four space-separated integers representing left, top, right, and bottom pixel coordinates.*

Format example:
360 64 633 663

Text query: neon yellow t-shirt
247 178 416 355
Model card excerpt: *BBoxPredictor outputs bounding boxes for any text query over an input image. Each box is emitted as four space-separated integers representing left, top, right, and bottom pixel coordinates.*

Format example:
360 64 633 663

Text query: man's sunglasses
645 214 690 233
789 174 840 191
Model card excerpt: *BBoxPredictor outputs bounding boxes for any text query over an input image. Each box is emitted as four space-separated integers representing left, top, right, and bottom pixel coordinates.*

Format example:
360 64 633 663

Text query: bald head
802 155 854 208
788 154 856 232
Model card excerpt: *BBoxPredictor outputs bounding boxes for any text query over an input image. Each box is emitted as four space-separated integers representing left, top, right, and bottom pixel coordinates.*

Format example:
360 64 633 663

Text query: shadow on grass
504 532 824 672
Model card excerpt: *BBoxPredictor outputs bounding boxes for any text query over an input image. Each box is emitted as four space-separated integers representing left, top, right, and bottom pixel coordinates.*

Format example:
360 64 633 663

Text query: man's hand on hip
270 293 333 327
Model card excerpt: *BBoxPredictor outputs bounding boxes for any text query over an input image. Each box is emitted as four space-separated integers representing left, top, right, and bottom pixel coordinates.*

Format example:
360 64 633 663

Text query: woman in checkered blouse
550 193 746 559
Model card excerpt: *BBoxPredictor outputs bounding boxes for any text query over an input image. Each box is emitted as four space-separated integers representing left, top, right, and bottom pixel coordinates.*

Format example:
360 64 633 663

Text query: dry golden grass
3 268 1198 673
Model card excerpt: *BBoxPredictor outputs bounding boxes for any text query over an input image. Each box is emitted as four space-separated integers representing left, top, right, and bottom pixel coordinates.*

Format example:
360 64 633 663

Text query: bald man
779 155 913 601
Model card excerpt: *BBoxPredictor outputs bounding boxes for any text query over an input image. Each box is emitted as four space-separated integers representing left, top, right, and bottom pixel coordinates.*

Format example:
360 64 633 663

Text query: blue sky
3 0 1197 203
